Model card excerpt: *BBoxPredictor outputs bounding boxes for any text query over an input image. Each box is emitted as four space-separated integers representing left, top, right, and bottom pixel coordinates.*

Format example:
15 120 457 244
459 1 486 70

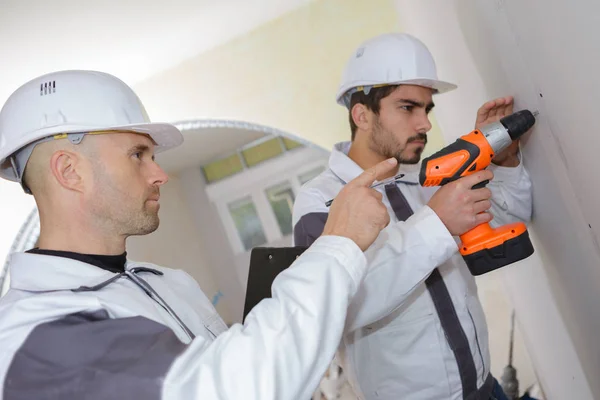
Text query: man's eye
134 152 143 159
401 105 413 112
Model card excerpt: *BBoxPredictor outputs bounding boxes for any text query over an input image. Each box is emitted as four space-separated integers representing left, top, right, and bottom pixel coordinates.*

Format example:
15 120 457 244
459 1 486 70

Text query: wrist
492 154 520 167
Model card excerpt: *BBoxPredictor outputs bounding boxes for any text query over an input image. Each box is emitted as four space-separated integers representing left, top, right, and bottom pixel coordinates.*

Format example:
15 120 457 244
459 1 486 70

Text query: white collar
329 141 422 185
8 252 126 292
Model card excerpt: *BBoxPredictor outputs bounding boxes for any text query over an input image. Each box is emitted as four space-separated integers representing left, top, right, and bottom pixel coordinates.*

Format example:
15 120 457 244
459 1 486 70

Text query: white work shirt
0 235 367 400
292 141 533 400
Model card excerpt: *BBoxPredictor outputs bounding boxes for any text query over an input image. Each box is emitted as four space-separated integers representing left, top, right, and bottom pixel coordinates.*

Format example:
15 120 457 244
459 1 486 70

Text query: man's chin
131 216 160 236
396 153 422 165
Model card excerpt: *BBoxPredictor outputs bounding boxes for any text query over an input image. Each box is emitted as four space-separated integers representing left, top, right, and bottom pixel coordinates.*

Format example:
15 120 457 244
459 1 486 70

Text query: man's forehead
104 131 157 147
391 84 434 99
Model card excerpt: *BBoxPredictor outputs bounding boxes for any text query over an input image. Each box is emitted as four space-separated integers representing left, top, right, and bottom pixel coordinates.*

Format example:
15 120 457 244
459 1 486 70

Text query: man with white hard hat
293 33 532 400
0 69 399 399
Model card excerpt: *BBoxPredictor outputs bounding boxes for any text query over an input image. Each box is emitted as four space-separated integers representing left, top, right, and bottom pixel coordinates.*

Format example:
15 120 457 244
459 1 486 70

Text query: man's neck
348 139 399 180
36 215 126 255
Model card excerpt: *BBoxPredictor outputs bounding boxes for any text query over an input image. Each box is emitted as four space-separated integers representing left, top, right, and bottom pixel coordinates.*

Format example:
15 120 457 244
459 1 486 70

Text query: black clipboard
243 246 308 323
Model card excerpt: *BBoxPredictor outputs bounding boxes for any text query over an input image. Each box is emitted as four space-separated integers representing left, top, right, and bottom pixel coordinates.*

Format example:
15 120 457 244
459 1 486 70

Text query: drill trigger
471 179 490 190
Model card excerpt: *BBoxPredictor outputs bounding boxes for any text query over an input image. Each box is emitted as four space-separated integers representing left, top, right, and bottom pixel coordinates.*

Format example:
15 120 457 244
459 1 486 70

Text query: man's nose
151 162 169 186
417 113 432 133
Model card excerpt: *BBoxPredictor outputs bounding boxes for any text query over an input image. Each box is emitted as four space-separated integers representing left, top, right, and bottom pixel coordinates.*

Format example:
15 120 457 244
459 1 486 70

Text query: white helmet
0 70 183 192
336 33 457 108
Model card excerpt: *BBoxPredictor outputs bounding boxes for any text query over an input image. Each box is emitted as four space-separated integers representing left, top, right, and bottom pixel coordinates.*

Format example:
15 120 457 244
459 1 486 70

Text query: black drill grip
500 110 536 140
471 179 490 190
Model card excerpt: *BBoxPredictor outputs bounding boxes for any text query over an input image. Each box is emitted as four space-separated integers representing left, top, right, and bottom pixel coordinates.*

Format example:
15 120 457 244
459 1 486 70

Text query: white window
227 196 268 251
206 146 328 254
265 181 296 236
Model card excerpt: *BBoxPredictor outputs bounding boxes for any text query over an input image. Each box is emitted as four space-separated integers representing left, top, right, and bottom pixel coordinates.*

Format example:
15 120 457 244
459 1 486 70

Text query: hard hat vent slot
40 81 56 96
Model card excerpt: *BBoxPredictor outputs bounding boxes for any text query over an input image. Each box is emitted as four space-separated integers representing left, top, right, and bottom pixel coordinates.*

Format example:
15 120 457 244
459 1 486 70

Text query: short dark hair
348 85 399 141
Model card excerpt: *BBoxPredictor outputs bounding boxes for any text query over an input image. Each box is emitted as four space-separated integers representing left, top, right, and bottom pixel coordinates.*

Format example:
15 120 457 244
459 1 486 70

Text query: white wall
126 174 227 319
181 145 328 323
0 183 36 278
179 166 242 324
394 1 596 398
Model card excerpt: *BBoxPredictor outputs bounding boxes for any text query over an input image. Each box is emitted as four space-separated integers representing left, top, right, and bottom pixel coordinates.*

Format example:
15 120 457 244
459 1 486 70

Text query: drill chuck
500 109 537 140
480 109 537 155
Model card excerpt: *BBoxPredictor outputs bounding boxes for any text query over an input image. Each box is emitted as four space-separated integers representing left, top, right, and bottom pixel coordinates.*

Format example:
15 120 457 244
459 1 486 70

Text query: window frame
206 146 327 254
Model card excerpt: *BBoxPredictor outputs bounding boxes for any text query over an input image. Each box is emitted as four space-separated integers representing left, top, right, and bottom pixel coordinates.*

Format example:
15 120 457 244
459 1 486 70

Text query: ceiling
156 121 268 173
155 118 328 173
0 0 314 105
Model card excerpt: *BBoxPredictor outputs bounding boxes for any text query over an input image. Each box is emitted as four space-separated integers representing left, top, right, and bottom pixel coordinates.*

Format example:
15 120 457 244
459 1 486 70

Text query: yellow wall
134 0 447 155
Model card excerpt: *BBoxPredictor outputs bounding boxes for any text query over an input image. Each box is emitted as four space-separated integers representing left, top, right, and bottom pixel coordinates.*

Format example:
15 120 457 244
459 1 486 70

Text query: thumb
350 158 398 188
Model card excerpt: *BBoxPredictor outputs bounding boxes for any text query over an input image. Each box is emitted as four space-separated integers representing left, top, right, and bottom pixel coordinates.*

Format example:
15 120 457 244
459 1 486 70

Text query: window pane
241 137 283 167
265 181 295 236
202 154 244 183
228 197 267 251
282 137 303 151
298 165 326 185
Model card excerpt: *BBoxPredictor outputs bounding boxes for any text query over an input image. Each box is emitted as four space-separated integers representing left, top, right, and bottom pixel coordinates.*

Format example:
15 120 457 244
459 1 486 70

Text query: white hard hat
0 70 183 190
336 33 457 108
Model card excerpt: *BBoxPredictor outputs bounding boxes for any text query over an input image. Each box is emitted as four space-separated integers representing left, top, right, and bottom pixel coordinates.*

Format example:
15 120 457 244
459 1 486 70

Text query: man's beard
369 118 427 164
90 172 161 237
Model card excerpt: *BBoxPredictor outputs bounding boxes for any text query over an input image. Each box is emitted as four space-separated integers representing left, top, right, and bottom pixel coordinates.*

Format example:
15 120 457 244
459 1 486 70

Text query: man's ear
50 150 85 192
351 103 372 132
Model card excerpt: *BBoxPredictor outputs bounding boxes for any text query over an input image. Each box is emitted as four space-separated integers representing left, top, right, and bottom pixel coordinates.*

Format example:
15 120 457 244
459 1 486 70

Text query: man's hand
427 171 494 236
323 158 397 251
475 96 520 167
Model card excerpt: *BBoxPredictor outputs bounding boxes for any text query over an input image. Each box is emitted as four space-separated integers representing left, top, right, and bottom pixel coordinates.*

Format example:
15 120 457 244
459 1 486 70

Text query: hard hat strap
342 83 392 109
11 131 94 194
12 130 149 194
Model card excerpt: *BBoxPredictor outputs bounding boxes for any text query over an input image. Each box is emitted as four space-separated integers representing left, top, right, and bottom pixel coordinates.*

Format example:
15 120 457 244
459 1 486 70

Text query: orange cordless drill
419 110 537 275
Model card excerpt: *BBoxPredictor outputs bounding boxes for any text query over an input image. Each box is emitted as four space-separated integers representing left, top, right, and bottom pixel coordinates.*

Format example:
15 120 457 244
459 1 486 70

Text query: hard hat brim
336 78 458 107
104 122 184 153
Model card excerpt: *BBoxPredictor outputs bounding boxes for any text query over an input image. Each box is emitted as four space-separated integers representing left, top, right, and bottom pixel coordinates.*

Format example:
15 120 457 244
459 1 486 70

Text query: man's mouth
407 134 427 146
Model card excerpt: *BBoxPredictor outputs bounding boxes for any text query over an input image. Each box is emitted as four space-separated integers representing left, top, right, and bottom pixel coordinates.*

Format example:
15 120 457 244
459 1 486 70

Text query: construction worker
292 33 532 400
0 69 411 399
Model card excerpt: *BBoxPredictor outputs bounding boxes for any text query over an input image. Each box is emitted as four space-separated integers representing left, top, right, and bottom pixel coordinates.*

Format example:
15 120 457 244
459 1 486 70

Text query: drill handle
419 131 494 187
471 178 490 190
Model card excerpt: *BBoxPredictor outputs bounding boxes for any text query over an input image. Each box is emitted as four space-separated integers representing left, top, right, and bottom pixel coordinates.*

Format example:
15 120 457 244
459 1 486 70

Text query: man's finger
372 189 384 202
476 100 495 123
461 170 494 188
473 199 492 214
351 158 398 187
475 211 493 225
471 188 493 202
478 100 495 115
488 100 502 119
503 96 514 117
